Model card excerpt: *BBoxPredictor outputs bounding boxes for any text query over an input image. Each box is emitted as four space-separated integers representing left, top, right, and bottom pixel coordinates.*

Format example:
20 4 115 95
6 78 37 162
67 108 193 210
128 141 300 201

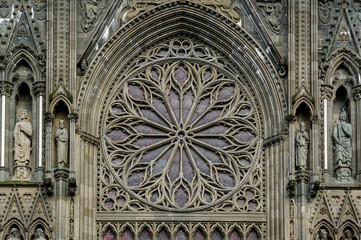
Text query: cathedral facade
0 0 361 239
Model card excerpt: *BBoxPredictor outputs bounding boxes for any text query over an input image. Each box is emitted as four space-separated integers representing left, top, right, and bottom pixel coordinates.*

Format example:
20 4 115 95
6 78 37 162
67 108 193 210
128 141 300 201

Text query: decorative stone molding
125 0 239 22
352 85 361 101
68 113 79 122
0 81 14 97
44 112 54 125
43 178 53 196
263 133 285 148
286 114 297 123
296 171 310 182
287 180 296 198
311 114 319 124
320 84 334 101
278 59 287 77
32 81 46 97
318 57 329 83
54 168 69 181
68 177 77 196
256 0 283 34
80 0 109 32
310 181 320 198
318 0 332 24
76 129 100 146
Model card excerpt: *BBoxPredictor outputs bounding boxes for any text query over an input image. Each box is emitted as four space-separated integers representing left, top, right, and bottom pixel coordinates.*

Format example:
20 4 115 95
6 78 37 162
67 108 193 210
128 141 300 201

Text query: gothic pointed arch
77 0 286 238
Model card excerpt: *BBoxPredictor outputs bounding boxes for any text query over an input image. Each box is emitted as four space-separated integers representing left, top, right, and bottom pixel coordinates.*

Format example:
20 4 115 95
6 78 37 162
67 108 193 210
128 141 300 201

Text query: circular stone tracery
102 45 260 211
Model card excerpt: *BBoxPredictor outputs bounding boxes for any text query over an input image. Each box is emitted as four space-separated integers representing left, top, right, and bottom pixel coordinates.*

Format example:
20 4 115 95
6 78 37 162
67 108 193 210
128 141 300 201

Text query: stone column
320 84 333 181
44 112 54 179
33 81 46 181
68 113 78 178
287 114 297 179
311 114 319 181
54 167 69 240
352 85 361 181
0 81 14 181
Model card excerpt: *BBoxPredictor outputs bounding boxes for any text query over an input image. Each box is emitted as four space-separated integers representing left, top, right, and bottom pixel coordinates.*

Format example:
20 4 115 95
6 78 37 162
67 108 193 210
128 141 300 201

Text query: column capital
33 81 46 97
54 168 69 181
352 85 361 101
44 112 54 123
68 113 79 122
320 84 334 101
0 81 14 97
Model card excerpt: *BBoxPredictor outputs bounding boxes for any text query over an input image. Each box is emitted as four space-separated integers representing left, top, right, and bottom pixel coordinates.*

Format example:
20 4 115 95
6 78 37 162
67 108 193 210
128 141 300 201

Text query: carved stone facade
0 0 361 239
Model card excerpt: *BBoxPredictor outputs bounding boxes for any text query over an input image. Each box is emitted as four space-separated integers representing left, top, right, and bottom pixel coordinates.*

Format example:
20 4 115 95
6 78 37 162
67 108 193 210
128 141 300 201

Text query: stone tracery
101 38 261 211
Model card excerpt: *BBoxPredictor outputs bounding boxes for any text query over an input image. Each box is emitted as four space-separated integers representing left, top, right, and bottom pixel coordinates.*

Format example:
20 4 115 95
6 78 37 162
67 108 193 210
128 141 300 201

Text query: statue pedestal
335 166 354 184
13 165 31 181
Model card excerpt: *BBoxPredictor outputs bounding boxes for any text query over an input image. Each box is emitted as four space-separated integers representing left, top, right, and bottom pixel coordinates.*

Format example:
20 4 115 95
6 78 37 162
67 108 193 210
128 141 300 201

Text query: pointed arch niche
0 55 46 182
323 60 360 182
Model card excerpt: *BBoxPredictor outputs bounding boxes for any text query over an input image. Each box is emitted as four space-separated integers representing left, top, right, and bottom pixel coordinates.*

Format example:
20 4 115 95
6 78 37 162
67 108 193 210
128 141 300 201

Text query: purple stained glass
176 229 187 240
104 57 260 210
247 231 259 240
211 230 223 240
107 129 128 142
104 199 114 210
103 230 116 240
229 231 242 240
175 65 188 85
122 229 133 240
194 230 205 240
235 130 256 143
139 230 151 240
157 230 169 240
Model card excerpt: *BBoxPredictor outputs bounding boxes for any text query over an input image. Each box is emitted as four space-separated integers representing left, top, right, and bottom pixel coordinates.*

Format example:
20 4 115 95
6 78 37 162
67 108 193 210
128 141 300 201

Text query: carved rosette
352 85 361 101
0 81 14 97
32 81 46 97
320 84 334 101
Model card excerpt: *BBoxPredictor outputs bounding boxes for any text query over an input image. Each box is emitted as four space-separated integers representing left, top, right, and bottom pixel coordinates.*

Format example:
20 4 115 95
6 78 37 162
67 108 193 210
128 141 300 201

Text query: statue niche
333 108 353 183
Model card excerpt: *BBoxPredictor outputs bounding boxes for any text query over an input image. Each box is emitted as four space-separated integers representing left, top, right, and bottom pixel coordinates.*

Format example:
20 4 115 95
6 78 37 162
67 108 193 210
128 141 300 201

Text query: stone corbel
44 177 53 196
320 84 334 101
0 81 14 97
310 180 320 198
33 81 46 97
68 177 77 196
352 85 361 101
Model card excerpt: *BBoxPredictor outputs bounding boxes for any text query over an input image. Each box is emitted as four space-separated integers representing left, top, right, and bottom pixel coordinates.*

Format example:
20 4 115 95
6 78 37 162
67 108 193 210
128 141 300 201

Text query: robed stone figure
55 120 68 167
34 228 46 240
296 122 309 171
6 227 21 240
14 111 32 165
333 109 352 167
333 108 353 183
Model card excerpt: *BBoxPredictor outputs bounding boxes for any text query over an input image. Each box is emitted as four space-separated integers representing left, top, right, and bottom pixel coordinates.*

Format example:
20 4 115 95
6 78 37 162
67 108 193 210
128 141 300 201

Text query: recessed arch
77 0 286 139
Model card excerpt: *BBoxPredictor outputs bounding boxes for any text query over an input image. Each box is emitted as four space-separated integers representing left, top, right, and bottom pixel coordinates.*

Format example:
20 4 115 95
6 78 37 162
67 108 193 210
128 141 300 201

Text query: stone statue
34 228 46 240
342 229 355 240
55 120 68 167
14 111 32 165
6 227 21 240
333 108 353 183
315 228 328 240
296 122 309 171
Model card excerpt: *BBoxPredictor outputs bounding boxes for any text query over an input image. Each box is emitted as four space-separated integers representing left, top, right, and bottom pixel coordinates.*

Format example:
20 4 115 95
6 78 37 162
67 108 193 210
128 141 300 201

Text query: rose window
102 55 260 211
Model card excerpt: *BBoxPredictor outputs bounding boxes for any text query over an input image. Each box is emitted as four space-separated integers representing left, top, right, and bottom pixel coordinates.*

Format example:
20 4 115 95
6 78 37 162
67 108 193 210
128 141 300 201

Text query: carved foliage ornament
101 38 261 211
256 0 283 34
80 0 108 32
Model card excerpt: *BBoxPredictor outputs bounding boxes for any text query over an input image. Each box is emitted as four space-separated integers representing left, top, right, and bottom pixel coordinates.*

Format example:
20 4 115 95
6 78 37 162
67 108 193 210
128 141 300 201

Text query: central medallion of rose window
102 60 260 211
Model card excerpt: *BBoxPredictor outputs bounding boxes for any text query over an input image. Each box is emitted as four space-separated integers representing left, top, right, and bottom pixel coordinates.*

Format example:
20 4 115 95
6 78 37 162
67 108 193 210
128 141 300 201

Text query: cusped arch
338 222 360 240
28 219 52 240
77 0 286 139
326 48 361 86
49 97 73 115
2 219 26 240
312 221 336 240
5 47 42 82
